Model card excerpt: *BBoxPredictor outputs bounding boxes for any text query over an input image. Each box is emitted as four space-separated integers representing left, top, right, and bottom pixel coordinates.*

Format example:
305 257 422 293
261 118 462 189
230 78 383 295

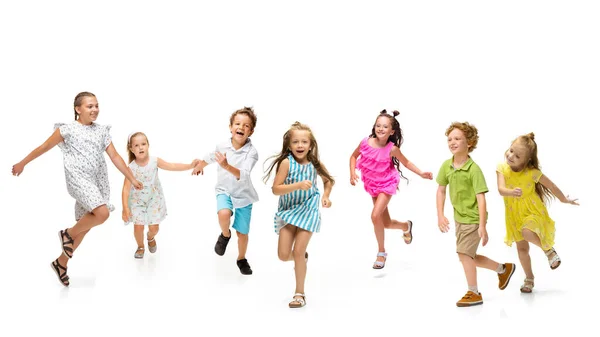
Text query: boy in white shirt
193 107 259 275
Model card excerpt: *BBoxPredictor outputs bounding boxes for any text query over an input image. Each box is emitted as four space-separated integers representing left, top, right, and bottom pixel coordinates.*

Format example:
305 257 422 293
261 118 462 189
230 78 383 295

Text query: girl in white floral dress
122 132 197 258
12 92 143 287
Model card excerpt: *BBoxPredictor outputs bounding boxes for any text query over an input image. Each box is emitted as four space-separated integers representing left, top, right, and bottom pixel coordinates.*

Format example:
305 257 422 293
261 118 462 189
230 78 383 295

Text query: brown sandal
403 220 413 244
51 259 70 287
58 229 74 258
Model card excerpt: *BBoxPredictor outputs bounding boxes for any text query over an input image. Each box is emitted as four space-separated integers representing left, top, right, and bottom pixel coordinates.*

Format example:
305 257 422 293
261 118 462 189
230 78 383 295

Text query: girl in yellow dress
496 132 578 293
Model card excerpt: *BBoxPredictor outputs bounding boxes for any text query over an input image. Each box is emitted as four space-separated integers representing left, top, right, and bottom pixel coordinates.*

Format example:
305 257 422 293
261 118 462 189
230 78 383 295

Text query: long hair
513 132 554 204
263 122 335 185
126 132 148 164
371 109 407 182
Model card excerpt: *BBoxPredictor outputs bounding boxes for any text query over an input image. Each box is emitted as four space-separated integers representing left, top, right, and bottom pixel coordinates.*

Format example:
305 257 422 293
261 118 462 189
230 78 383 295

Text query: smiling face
129 134 150 161
288 130 312 164
447 128 470 156
372 115 395 142
505 141 530 171
75 96 99 125
229 113 254 148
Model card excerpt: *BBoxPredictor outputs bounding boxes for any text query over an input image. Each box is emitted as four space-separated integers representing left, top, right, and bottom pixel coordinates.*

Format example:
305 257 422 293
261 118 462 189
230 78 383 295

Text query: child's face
288 130 312 163
229 114 254 146
75 96 99 124
447 128 469 155
130 135 149 161
506 141 529 171
373 116 394 141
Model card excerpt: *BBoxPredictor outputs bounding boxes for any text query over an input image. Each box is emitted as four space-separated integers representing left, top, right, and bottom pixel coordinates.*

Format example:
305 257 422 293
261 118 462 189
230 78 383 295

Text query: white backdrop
1 1 597 336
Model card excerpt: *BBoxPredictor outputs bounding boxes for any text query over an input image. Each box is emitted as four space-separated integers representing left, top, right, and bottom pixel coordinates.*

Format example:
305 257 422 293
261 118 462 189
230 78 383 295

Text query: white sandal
520 278 534 293
289 293 306 308
545 248 561 270
372 252 387 269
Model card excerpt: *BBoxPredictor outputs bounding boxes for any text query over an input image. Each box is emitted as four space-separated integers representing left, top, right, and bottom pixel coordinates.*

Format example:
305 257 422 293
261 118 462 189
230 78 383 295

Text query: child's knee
278 249 290 261
149 225 159 235
94 206 110 223
236 231 248 241
292 248 305 260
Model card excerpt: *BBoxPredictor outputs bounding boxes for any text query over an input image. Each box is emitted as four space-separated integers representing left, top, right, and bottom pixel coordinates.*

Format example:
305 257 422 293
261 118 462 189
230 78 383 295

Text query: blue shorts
216 194 253 235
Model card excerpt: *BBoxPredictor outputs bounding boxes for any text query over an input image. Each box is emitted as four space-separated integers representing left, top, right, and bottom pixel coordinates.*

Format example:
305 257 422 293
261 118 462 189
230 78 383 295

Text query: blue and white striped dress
274 154 321 234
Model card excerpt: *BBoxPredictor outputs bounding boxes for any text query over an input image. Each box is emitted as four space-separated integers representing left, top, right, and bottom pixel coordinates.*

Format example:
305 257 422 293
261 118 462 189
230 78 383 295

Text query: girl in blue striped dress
263 122 334 308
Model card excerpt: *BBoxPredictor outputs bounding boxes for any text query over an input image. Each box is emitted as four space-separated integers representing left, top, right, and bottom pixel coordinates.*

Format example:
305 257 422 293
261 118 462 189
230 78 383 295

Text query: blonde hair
263 121 335 185
126 132 149 164
511 132 554 204
445 122 479 153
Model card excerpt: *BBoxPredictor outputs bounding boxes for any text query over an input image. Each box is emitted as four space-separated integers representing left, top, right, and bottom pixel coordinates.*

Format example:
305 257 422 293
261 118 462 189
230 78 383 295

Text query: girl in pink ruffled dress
349 110 433 269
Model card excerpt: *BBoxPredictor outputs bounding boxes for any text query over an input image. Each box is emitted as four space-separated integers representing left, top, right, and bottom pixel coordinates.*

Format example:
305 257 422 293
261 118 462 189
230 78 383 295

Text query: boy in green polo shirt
436 122 516 307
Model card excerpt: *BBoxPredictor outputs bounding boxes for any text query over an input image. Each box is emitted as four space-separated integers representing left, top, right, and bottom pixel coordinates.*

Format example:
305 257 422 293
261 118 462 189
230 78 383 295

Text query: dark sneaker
214 231 231 256
237 258 253 275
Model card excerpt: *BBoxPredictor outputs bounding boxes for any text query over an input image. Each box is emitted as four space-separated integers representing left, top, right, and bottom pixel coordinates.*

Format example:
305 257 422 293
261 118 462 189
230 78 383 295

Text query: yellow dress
496 162 555 250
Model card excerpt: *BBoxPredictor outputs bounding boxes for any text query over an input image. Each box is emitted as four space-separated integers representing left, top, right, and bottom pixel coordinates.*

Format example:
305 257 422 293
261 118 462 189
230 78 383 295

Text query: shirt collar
448 156 473 171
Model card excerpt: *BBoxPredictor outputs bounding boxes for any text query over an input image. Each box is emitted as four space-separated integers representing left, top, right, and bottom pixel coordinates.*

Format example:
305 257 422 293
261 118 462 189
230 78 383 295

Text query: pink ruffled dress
356 137 400 197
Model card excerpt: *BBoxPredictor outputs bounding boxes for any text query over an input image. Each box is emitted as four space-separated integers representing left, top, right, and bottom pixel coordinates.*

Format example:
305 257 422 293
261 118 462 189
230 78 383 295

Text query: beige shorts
455 221 480 259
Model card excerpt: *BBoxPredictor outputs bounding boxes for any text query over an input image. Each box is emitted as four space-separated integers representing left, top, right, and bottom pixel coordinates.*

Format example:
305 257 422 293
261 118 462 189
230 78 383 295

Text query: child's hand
437 216 450 233
478 226 489 246
512 188 522 197
350 171 359 186
297 180 312 190
563 195 579 205
215 152 229 169
122 208 131 222
11 162 24 176
420 171 433 180
322 197 332 208
132 180 143 190
192 161 206 176
191 159 200 168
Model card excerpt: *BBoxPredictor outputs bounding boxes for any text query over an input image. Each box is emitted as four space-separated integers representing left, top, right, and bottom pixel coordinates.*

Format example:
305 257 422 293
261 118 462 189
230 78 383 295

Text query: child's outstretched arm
106 143 143 190
539 175 579 205
475 193 489 246
496 171 522 197
436 185 450 233
349 143 360 185
391 147 433 180
121 177 132 222
271 158 311 195
12 129 64 176
320 163 334 208
158 158 198 171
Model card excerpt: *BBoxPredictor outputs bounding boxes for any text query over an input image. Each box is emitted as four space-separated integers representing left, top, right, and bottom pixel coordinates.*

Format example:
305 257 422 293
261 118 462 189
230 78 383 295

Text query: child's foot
236 258 253 275
403 220 413 244
58 229 74 259
520 278 535 293
545 248 561 269
147 237 157 253
51 258 70 287
288 293 306 308
456 291 483 307
214 230 231 256
498 263 516 290
134 247 145 259
372 252 387 269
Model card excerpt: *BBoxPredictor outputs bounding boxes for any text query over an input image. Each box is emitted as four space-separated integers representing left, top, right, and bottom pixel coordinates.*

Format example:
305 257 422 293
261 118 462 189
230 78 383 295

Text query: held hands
420 171 433 180
437 215 450 233
191 159 200 169
192 160 207 176
11 162 25 176
122 208 131 222
322 197 332 208
478 226 489 246
297 180 312 191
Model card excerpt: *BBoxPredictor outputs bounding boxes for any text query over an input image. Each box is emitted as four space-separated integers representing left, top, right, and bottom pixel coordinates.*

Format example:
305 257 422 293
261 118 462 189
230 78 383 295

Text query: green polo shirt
436 157 488 224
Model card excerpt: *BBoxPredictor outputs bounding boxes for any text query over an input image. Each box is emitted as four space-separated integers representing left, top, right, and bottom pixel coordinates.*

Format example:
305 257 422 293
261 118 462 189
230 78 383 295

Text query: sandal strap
377 252 387 257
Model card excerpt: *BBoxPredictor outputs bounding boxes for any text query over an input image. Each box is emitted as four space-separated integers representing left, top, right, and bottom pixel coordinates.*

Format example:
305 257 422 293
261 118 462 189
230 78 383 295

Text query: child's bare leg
134 225 144 248
217 209 232 237
237 232 248 260
459 253 478 288
516 240 534 279
57 229 90 267
474 254 501 271
381 207 409 231
68 205 110 238
292 229 313 295
371 194 392 264
522 229 559 268
278 225 296 262
148 225 159 246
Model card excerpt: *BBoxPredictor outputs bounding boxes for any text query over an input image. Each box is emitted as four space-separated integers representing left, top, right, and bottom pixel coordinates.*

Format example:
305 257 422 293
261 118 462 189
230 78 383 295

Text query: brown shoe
456 291 483 307
498 263 516 290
